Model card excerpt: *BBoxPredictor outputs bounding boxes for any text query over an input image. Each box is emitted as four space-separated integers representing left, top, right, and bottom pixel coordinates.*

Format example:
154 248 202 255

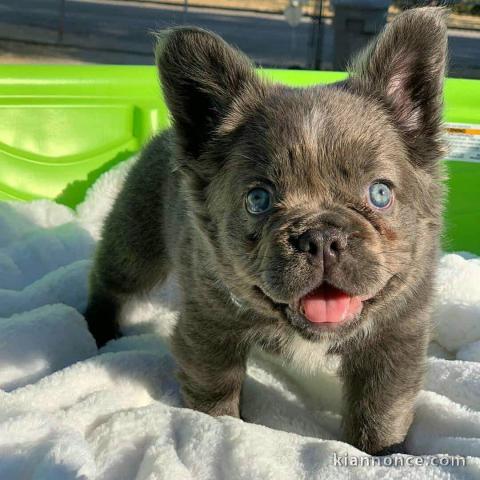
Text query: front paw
182 389 241 418
373 440 407 456
345 425 408 456
350 436 408 456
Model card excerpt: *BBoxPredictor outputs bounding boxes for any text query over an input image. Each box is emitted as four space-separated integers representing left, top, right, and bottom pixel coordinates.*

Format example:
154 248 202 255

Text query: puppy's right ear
155 28 261 159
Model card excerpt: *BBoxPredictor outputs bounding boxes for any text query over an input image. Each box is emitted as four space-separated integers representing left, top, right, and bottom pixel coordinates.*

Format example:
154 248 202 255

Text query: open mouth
298 283 365 325
255 282 373 332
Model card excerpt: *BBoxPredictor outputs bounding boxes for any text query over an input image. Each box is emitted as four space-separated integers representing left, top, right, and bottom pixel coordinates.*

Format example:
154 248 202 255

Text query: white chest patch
283 334 341 376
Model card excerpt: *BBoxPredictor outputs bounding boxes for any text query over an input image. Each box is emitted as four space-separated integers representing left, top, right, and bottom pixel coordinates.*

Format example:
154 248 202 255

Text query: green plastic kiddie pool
0 66 479 254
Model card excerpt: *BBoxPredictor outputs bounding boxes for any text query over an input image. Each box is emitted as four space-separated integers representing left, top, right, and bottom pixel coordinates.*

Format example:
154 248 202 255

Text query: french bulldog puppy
85 7 448 455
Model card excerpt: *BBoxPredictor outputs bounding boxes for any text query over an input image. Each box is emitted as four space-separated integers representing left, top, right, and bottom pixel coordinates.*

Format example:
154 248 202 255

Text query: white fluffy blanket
1 158 480 479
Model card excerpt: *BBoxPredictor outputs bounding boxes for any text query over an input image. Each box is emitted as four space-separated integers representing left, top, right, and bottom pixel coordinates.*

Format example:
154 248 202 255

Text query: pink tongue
301 285 362 324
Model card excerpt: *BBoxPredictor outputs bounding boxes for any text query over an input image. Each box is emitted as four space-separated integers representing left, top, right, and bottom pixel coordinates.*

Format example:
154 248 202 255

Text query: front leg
171 309 248 418
340 320 430 455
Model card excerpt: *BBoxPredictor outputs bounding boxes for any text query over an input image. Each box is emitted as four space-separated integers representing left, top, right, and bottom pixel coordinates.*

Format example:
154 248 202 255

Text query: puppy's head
156 7 447 341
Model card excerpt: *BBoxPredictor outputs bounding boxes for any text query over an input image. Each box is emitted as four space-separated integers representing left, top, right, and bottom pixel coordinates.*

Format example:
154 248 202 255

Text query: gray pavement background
1 0 479 78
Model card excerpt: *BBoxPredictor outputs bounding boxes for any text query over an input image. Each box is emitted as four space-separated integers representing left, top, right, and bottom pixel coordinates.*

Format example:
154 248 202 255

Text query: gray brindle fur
85 8 448 455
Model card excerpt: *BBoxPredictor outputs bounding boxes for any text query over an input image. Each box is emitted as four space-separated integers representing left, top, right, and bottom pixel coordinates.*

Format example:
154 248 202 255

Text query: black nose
295 228 347 268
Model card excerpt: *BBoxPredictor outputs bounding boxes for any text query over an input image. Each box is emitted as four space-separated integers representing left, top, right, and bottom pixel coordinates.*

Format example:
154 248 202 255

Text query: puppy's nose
295 228 347 268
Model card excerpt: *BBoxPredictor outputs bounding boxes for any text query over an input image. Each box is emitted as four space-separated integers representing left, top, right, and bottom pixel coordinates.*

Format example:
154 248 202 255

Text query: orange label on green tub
445 123 480 163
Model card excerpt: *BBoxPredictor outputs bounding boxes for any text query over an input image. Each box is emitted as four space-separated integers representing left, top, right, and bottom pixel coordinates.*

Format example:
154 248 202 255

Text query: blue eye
246 188 272 214
368 182 393 209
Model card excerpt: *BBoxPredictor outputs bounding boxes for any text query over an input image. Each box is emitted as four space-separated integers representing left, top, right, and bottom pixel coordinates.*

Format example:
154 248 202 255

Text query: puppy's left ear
348 7 448 169
155 27 263 160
